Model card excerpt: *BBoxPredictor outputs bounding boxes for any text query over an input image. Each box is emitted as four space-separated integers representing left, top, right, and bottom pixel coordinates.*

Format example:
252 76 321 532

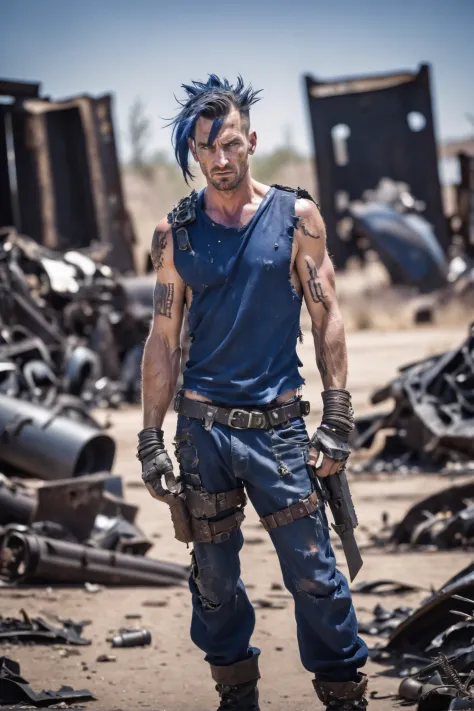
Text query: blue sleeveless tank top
172 186 305 406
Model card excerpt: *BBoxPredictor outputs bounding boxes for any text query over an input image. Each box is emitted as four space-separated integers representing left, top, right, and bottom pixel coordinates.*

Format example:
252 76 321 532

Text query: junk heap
350 322 474 474
0 227 154 409
353 566 474 710
0 227 187 588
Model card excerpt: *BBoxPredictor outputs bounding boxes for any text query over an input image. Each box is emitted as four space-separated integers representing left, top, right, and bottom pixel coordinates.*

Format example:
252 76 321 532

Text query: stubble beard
206 162 249 192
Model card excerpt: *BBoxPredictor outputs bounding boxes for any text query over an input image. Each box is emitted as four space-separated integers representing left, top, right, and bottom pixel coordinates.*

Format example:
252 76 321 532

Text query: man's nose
213 149 228 168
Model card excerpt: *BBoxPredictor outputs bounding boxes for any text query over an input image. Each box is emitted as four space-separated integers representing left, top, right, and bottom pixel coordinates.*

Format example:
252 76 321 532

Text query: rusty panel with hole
304 63 447 269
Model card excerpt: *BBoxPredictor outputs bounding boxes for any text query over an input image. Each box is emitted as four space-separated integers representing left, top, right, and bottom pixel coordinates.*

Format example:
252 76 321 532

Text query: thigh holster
259 491 321 532
166 487 247 545
191 508 245 544
186 487 247 518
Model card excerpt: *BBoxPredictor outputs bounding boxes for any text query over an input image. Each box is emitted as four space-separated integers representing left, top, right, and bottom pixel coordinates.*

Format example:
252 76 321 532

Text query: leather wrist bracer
310 388 354 462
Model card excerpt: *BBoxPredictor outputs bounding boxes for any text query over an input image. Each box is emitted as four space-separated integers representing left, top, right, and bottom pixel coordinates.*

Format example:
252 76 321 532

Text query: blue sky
1 0 472 162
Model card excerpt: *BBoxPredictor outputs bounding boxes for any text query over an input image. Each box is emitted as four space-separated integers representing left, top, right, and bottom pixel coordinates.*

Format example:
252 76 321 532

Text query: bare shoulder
151 217 172 271
295 198 325 239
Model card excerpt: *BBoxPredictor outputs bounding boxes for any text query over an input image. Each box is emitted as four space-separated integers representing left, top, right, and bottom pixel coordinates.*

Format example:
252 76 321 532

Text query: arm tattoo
151 228 168 271
305 258 329 312
154 282 174 319
298 217 320 240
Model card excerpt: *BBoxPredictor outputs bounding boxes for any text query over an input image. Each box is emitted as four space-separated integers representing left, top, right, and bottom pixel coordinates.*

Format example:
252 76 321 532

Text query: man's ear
248 130 257 156
188 137 198 162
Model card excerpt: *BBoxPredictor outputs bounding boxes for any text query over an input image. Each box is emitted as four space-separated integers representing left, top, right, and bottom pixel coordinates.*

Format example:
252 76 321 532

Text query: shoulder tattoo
297 216 320 240
151 227 169 271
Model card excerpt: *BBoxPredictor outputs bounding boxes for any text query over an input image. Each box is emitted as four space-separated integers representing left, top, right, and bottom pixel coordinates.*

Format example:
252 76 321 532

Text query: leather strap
186 487 247 518
175 393 310 430
191 509 245 543
260 491 321 532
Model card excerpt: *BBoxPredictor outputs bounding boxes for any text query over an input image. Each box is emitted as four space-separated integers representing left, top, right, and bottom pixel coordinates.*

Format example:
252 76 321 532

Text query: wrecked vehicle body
351 322 474 472
349 195 448 292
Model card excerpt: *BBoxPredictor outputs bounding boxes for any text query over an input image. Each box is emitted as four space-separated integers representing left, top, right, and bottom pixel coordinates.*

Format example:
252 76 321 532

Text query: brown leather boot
210 656 260 711
313 673 368 710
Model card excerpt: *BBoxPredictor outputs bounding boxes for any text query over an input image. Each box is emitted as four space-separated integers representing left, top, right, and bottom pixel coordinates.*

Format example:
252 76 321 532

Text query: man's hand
307 441 342 477
308 422 351 478
137 427 177 504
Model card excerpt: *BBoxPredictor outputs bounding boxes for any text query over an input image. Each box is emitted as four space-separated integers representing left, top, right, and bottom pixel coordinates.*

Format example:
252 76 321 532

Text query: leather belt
175 392 310 430
260 491 321 532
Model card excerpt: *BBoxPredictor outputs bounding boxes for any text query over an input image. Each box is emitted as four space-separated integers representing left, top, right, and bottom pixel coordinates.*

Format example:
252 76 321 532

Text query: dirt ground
1 323 472 711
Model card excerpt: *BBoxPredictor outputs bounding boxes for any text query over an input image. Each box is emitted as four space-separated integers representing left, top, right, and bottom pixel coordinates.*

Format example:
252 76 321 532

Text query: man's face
190 108 257 191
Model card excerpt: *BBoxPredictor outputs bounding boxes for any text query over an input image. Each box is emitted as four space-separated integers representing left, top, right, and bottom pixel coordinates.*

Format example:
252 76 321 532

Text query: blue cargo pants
174 413 368 681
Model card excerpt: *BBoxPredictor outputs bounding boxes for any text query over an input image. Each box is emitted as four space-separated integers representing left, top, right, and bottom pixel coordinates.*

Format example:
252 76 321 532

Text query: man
138 75 369 711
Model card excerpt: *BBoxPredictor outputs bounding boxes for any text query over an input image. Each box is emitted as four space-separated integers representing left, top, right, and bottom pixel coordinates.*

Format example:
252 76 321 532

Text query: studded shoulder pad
167 190 198 228
271 184 319 208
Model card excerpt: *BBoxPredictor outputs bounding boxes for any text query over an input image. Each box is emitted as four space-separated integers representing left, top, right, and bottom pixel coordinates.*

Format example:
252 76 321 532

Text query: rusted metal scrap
304 63 448 271
398 656 474 709
0 655 95 706
369 569 474 670
0 609 90 645
0 229 152 412
0 474 153 560
0 395 115 479
0 528 188 586
348 178 448 292
0 78 135 274
388 482 474 549
351 322 474 473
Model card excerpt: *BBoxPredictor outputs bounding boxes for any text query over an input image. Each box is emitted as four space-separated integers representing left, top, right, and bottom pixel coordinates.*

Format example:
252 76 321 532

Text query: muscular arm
141 219 185 428
294 200 347 390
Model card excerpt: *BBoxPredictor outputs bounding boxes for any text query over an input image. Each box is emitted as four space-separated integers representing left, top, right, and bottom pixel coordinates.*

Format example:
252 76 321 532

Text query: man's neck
204 173 257 225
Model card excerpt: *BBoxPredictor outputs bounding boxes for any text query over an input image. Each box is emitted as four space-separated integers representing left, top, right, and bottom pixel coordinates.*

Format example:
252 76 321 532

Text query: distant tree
128 98 153 179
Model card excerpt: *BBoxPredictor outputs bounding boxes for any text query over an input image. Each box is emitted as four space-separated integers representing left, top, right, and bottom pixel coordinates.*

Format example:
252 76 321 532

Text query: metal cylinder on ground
0 530 188 586
111 630 152 648
0 394 115 479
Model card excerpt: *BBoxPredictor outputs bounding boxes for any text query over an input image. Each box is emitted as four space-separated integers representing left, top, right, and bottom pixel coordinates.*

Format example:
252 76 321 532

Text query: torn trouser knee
259 490 321 532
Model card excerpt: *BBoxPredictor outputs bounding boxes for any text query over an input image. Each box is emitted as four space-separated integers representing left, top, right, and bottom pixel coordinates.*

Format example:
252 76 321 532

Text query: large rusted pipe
0 530 188 586
0 394 115 479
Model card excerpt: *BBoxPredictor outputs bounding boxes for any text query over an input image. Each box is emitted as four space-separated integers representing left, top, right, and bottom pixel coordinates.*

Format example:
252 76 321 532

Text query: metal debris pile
351 322 474 474
0 473 187 586
372 482 474 551
0 227 153 411
398 654 474 709
354 570 474 709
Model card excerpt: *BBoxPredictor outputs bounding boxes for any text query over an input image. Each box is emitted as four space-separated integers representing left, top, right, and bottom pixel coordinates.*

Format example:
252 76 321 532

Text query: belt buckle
229 409 266 429
229 408 251 429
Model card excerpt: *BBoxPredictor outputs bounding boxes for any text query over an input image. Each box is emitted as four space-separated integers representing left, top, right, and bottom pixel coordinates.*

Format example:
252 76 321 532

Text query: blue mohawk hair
167 74 262 183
